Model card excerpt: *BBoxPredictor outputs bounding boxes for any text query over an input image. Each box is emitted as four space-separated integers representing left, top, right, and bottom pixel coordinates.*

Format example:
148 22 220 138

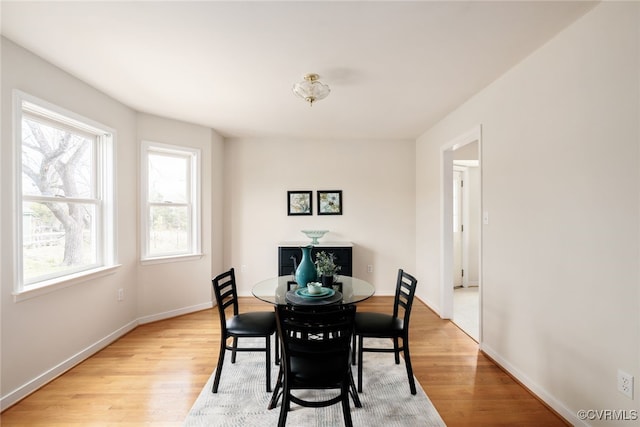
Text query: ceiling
1 1 596 140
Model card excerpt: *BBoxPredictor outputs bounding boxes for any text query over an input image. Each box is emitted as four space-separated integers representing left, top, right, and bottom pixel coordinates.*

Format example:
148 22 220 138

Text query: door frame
440 126 482 340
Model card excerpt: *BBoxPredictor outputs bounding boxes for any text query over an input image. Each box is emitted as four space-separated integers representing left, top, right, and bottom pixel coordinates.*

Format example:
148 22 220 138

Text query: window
141 141 201 261
15 91 116 295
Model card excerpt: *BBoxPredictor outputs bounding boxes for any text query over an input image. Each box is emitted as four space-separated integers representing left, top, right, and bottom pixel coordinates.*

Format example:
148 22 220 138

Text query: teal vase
295 245 317 287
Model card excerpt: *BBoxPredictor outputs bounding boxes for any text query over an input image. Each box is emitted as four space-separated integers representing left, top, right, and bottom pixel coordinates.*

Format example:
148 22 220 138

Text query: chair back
212 268 240 332
276 305 356 384
392 269 418 328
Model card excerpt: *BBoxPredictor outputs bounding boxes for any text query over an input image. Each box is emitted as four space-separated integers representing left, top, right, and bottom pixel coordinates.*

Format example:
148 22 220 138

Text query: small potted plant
314 251 341 287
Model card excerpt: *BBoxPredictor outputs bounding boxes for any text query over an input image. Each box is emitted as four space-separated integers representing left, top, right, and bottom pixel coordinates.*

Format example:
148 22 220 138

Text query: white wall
0 38 224 408
0 38 139 407
416 3 640 425
135 113 223 322
224 138 416 296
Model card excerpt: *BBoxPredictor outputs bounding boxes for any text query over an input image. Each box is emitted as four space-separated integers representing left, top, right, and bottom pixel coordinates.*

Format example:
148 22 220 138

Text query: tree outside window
17 92 115 291
141 141 200 260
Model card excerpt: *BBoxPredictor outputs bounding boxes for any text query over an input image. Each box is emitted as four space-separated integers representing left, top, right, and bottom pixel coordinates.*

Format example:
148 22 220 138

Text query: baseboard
137 301 213 325
0 319 138 411
480 343 583 426
1 301 214 411
418 295 576 426
415 295 442 317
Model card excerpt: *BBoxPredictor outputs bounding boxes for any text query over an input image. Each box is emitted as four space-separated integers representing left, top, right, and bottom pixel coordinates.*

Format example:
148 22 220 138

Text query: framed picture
318 190 342 215
287 191 312 216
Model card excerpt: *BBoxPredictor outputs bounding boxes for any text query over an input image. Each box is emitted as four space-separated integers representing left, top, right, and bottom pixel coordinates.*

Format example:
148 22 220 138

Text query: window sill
140 253 204 266
13 264 122 302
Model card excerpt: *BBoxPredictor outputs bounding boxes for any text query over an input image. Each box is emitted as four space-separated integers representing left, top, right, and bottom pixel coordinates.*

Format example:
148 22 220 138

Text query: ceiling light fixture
292 73 330 106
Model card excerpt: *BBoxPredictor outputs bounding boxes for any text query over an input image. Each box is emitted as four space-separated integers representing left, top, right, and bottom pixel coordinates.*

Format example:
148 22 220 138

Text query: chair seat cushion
227 311 276 336
355 312 403 336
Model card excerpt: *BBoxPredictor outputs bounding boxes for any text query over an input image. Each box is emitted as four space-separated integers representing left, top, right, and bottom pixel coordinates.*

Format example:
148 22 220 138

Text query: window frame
140 140 201 263
13 90 118 300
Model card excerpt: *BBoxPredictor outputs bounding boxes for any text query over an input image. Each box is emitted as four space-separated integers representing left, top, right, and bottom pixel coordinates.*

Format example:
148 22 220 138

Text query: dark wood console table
277 242 353 277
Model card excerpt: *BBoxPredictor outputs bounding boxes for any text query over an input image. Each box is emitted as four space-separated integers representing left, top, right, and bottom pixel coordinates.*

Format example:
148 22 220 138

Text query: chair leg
277 385 290 427
341 384 354 427
266 335 272 392
349 368 362 407
393 337 400 364
351 333 357 365
357 335 364 393
403 338 417 395
231 337 238 363
274 330 280 365
212 337 227 393
268 366 284 410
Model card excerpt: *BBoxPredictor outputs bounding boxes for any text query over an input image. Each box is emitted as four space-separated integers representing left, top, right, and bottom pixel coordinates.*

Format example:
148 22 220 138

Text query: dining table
252 275 375 307
252 275 374 410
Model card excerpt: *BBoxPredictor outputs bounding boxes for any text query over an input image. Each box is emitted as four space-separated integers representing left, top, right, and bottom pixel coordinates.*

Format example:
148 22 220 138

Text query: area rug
184 338 445 426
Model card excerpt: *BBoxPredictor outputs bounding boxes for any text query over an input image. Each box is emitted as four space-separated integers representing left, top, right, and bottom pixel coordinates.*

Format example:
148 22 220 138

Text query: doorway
440 127 482 342
452 169 463 288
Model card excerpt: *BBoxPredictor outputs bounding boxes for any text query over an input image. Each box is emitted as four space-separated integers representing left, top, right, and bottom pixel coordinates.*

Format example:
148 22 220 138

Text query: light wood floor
1 297 569 426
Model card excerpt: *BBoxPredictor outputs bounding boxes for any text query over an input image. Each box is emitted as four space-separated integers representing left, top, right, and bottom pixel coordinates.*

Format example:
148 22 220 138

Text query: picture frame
287 191 313 216
317 190 342 215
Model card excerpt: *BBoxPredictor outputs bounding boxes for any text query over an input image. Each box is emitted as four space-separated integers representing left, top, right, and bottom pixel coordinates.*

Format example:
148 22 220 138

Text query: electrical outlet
367 265 373 273
117 288 124 302
618 370 634 399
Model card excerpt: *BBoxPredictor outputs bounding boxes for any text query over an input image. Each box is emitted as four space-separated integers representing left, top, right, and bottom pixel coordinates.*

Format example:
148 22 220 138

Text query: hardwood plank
0 297 569 426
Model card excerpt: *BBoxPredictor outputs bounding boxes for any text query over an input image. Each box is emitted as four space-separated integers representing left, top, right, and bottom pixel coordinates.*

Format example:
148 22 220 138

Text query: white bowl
301 230 329 244
307 282 323 294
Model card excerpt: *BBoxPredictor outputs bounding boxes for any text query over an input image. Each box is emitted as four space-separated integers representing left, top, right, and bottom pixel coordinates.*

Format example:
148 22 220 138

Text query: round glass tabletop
252 276 375 305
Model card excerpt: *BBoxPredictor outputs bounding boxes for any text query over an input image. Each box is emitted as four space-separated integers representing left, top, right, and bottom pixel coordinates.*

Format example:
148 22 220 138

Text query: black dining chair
211 268 278 393
271 304 357 427
354 269 418 395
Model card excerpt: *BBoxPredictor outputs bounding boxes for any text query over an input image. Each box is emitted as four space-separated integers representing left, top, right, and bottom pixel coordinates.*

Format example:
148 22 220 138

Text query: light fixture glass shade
293 73 330 106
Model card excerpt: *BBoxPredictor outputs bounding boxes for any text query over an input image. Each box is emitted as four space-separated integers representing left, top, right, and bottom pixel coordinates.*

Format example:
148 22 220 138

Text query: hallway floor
453 286 479 341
